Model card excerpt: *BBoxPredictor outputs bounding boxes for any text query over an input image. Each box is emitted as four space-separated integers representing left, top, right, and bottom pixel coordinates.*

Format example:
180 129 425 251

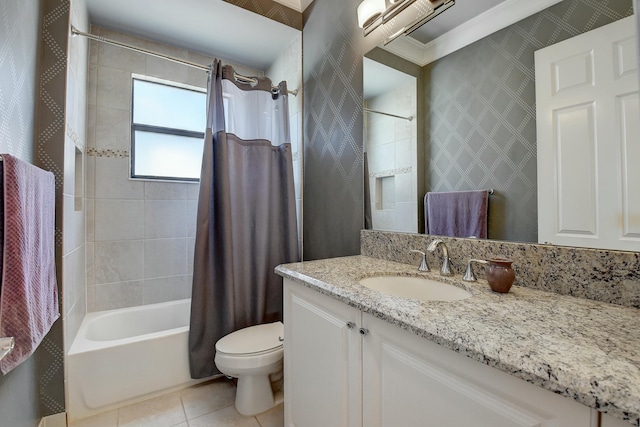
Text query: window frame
130 75 206 182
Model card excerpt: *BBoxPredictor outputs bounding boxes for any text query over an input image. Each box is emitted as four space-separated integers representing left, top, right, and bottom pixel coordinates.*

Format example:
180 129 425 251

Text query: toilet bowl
214 321 284 416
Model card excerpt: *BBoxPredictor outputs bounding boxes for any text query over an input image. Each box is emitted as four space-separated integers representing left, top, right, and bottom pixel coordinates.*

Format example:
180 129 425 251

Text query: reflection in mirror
363 0 637 250
363 57 417 233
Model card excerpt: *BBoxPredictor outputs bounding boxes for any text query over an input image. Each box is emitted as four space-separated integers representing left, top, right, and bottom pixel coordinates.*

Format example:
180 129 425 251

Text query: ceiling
85 0 301 70
85 0 511 72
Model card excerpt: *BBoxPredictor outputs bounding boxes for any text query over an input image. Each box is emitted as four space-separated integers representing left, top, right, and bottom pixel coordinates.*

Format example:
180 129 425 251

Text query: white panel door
283 280 362 427
536 16 639 250
362 313 591 427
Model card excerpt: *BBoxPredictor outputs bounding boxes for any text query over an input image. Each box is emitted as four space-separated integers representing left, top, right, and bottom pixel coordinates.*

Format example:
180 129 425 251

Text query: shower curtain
189 60 299 379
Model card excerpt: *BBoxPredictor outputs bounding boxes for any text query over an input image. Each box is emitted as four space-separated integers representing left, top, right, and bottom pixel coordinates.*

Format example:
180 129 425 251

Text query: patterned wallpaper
0 0 43 426
0 0 38 161
424 0 634 243
302 0 365 260
35 0 69 416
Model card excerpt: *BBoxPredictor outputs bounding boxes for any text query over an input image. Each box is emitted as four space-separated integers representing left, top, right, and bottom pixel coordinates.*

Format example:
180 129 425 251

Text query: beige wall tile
144 238 188 279
94 280 143 311
94 199 144 241
144 181 188 200
95 157 143 199
96 66 133 111
95 107 131 151
94 240 144 284
143 275 190 305
144 200 187 239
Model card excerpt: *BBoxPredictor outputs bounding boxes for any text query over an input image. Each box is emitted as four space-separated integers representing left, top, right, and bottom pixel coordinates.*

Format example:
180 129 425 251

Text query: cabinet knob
359 328 369 336
346 321 356 329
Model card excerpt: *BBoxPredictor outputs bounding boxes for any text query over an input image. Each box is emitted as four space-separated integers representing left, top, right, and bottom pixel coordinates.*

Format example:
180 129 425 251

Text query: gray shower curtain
189 60 299 379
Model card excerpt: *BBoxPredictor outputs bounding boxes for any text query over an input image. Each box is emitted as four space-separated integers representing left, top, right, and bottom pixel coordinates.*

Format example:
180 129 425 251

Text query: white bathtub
67 299 211 421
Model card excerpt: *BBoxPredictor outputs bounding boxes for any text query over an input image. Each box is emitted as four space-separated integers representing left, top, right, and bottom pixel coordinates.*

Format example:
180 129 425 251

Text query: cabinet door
362 313 591 427
601 413 635 427
283 280 362 427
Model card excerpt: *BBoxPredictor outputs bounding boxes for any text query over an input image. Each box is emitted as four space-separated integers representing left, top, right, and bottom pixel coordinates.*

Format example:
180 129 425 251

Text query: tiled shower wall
85 26 302 312
266 33 304 254
423 0 634 243
365 80 417 233
64 0 88 357
86 27 257 312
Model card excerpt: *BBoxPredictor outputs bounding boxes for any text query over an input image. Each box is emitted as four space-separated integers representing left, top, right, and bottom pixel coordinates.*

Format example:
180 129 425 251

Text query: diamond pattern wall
35 0 69 416
424 0 633 243
302 0 365 260
0 0 38 161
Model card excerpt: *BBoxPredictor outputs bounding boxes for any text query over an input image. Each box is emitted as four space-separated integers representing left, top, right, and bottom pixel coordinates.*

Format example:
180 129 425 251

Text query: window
131 77 206 181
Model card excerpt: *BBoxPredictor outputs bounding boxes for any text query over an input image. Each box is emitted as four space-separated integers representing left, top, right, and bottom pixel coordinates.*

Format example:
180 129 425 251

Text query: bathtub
67 299 212 421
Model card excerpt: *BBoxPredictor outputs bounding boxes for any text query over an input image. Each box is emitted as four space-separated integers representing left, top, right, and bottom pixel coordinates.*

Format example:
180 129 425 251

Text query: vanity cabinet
601 414 634 427
283 279 362 427
284 278 596 427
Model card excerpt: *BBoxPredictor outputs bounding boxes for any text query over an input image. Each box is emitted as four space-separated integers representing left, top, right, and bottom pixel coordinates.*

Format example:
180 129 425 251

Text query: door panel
283 281 361 427
536 16 639 250
362 313 591 427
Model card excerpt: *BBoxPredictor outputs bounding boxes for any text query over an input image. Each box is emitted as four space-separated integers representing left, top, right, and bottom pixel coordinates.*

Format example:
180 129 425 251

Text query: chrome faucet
427 239 452 276
463 259 488 282
409 250 430 272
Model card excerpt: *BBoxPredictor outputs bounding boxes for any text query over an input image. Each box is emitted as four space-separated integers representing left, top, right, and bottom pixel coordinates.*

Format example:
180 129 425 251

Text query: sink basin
359 276 472 301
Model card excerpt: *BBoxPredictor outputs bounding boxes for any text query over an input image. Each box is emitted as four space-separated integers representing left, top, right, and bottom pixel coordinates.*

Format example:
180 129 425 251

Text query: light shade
357 0 386 28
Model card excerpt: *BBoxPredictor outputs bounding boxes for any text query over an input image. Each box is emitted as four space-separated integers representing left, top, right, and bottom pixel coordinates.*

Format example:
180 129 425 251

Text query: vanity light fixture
357 0 386 29
357 0 455 44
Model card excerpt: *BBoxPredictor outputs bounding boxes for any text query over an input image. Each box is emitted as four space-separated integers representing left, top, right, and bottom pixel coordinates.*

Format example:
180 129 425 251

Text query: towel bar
0 337 15 362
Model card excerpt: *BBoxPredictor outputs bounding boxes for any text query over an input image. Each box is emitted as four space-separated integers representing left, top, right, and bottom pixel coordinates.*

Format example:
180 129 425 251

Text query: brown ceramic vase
485 257 515 293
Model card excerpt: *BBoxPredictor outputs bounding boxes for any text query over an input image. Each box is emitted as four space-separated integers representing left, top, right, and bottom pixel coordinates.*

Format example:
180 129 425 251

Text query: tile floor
68 378 283 427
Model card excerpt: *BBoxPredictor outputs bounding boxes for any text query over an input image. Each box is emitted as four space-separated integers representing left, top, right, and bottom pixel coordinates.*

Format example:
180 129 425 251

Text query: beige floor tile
180 378 236 420
117 391 186 427
68 410 118 427
188 405 260 427
256 404 284 427
171 423 188 427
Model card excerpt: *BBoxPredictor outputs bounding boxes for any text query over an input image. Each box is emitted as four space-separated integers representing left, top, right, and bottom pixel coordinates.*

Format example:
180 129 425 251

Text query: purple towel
0 154 59 374
425 190 489 238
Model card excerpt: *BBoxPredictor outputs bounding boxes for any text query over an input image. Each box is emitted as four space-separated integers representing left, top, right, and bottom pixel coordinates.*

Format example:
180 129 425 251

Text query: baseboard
40 412 67 427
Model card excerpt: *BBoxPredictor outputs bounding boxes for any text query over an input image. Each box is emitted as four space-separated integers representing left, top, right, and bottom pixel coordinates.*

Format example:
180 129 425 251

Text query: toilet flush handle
278 336 284 342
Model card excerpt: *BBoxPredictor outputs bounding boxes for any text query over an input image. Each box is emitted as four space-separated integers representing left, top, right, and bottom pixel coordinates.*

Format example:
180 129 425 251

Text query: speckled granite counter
275 255 640 426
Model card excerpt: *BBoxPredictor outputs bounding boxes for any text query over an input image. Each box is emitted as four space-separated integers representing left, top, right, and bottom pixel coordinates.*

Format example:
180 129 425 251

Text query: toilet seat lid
216 321 284 355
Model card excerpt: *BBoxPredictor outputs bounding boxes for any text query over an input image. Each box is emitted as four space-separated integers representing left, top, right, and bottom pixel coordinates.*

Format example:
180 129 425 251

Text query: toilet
214 321 284 416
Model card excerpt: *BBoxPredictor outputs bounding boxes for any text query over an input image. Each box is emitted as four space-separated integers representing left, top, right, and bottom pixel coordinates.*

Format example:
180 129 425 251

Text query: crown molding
382 0 564 66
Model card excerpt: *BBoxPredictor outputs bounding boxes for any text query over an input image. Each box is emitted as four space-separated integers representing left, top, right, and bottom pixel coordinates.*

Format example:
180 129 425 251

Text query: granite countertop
275 255 640 426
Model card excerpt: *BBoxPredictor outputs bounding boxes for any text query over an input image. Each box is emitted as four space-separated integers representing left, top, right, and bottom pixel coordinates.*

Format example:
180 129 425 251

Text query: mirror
363 57 418 233
363 0 638 248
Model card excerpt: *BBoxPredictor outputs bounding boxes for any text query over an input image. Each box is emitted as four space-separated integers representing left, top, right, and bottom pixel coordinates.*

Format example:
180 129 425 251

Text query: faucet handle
409 250 430 272
463 259 488 282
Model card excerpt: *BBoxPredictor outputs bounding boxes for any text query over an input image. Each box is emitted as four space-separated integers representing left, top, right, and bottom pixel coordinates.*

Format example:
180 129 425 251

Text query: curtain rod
364 108 413 121
70 26 298 96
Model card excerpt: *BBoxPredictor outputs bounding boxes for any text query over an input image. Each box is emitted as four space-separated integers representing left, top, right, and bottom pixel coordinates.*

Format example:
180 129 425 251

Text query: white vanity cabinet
362 313 592 427
602 414 635 427
283 279 362 427
284 278 598 427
